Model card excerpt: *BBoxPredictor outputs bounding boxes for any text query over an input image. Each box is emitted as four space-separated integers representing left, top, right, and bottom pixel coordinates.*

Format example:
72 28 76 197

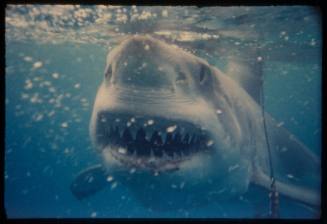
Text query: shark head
89 35 254 208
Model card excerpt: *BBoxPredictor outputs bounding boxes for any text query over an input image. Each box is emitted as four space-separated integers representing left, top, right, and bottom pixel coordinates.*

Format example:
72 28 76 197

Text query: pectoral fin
70 164 108 200
252 169 320 207
252 114 321 207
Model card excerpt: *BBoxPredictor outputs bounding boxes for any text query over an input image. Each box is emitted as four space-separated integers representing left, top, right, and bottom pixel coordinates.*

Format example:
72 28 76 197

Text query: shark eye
105 65 112 79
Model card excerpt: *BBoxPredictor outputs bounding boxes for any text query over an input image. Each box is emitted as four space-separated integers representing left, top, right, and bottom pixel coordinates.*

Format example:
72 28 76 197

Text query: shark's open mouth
96 111 215 171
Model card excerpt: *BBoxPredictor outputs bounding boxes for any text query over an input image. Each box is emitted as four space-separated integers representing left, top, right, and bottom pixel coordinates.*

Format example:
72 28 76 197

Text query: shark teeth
96 112 213 164
109 147 186 172
104 126 208 158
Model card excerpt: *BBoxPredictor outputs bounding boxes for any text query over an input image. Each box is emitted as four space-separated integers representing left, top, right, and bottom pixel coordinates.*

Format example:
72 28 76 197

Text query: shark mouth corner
95 111 215 171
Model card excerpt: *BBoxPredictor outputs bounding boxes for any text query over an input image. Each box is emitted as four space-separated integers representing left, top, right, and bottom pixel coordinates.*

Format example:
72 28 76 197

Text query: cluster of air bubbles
4 5 287 45
6 5 178 44
5 48 94 167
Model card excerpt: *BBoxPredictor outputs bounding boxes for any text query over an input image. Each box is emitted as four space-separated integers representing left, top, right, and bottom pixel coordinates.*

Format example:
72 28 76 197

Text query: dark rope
258 60 279 218
259 76 274 181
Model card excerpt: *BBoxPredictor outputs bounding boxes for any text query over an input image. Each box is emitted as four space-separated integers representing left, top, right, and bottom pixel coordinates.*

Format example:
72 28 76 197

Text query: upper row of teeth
102 125 201 143
100 117 206 139
104 126 203 145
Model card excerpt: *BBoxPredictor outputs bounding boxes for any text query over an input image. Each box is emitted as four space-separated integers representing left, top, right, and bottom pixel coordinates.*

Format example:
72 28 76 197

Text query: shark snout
108 36 176 90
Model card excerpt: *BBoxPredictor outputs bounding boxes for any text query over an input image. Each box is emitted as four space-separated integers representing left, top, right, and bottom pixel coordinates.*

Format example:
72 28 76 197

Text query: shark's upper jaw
95 111 215 171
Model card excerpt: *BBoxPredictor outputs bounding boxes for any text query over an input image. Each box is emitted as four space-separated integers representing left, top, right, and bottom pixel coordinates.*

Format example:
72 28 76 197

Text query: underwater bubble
116 13 128 23
52 73 60 79
30 93 42 103
162 9 168 17
87 176 94 183
130 168 136 174
80 98 88 103
166 125 177 133
228 164 240 172
287 174 294 179
138 10 153 20
206 140 214 146
24 79 33 90
118 147 127 154
48 87 56 93
33 113 44 122
61 122 68 128
277 122 284 127
33 61 43 69
111 182 118 189
41 81 51 87
23 56 33 62
280 31 287 36
216 109 223 114
106 176 114 182
21 93 29 100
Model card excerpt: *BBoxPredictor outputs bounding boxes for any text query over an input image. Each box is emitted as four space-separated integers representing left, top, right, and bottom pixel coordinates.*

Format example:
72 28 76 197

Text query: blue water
5 5 321 218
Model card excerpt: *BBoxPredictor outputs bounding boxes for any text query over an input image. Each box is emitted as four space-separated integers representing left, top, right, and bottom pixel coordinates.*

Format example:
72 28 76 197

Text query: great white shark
70 35 320 211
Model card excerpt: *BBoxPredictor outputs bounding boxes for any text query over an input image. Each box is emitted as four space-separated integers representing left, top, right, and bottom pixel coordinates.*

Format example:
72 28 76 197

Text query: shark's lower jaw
96 111 215 171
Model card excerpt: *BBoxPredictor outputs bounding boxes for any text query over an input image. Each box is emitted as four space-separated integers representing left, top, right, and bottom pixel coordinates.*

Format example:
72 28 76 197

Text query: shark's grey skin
71 35 320 210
